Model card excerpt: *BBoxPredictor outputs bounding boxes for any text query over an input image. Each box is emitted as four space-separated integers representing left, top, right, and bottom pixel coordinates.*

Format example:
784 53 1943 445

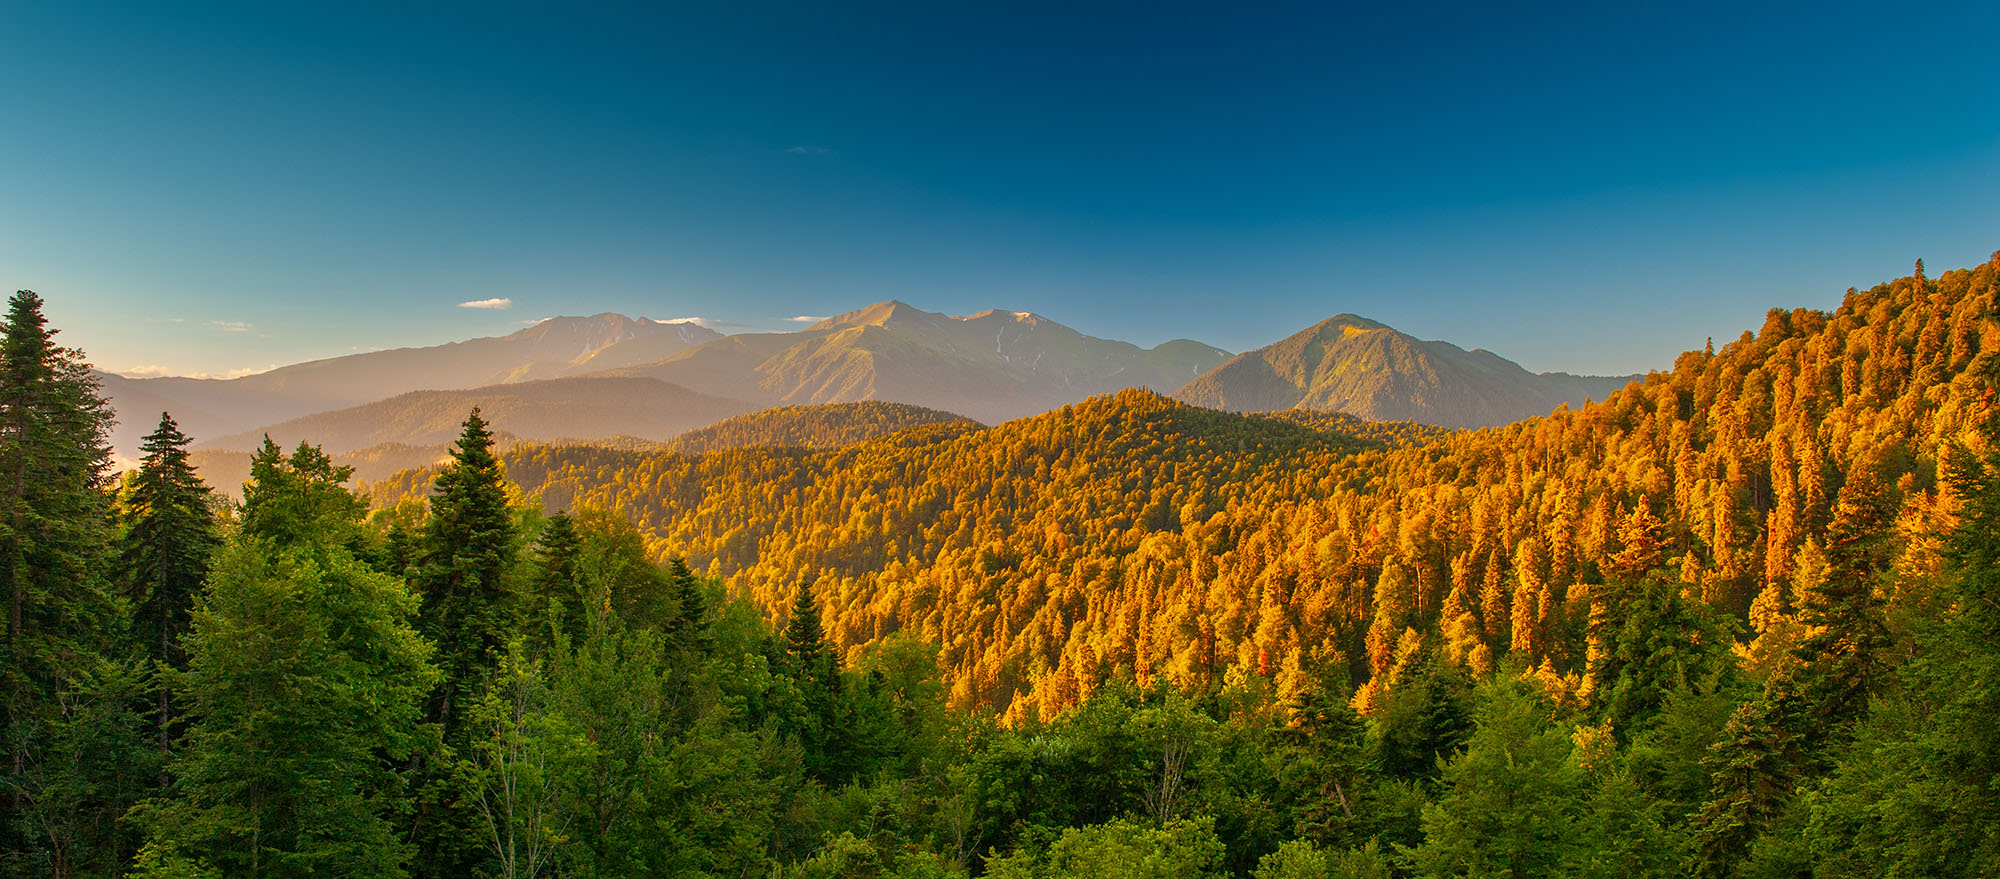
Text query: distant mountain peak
1175 313 1638 428
1307 313 1392 335
813 300 936 330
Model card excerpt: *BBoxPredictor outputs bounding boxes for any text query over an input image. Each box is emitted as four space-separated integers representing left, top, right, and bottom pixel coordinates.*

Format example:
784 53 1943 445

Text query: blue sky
2 0 1995 379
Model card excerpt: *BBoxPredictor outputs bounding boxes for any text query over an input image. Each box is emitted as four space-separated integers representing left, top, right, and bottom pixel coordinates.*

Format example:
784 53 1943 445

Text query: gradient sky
3 0 1996 379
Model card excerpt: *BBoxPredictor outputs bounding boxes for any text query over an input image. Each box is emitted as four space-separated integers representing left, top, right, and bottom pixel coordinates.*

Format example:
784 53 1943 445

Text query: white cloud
458 297 513 310
519 317 554 326
655 316 761 331
117 363 276 380
209 320 252 333
784 315 829 323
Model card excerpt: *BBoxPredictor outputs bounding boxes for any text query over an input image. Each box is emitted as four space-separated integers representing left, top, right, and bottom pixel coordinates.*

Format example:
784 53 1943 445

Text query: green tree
1765 438 2000 875
984 816 1226 879
0 290 124 873
1402 677 1581 878
132 446 438 878
415 408 520 729
119 412 221 752
523 512 582 656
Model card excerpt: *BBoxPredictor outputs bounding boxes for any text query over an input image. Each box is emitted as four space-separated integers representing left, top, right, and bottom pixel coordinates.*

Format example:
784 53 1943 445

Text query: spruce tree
785 580 849 781
409 409 518 879
525 511 582 654
119 412 220 752
414 408 518 729
663 556 708 653
0 290 122 868
785 579 835 693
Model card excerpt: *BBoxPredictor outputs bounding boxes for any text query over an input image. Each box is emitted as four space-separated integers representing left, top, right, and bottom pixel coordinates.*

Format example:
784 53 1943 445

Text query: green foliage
1403 676 1582 878
523 511 583 655
415 408 520 730
0 289 126 875
984 816 1227 879
134 509 438 877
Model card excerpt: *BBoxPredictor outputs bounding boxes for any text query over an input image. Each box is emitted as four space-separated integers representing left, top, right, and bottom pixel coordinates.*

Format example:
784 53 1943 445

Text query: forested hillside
669 401 983 454
388 258 1996 724
10 254 2000 878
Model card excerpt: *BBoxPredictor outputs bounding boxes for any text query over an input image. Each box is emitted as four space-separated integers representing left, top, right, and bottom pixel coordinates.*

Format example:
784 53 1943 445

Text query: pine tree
785 579 852 782
120 412 221 752
0 290 123 868
662 556 708 654
408 409 519 879
415 408 519 729
524 511 582 655
785 580 837 695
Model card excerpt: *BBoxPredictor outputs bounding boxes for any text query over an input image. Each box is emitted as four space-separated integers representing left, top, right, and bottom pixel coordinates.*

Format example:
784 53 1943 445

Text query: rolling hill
1173 314 1638 427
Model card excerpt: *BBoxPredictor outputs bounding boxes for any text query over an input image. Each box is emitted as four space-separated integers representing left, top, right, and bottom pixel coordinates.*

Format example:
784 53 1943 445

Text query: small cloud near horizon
119 363 275 380
209 320 251 333
459 297 513 310
783 315 828 324
656 316 761 331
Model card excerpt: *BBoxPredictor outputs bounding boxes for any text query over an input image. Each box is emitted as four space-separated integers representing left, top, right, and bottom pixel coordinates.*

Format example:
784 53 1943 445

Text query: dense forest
4 254 2000 877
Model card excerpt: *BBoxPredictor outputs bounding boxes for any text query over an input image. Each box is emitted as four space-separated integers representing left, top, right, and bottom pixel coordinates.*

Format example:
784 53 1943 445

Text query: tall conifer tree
415 408 518 728
120 412 220 752
0 290 121 866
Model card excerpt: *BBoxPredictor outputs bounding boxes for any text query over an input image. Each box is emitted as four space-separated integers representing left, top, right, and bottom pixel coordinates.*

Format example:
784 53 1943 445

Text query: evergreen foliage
119 412 221 751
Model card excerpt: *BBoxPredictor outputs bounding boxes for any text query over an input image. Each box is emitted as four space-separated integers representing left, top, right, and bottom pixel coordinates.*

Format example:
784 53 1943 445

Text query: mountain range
100 314 719 454
599 301 1230 425
95 301 1642 463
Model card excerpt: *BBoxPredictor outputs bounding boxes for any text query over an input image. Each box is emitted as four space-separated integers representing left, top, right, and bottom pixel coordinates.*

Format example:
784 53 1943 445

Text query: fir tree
119 412 220 752
409 409 519 879
525 511 582 655
0 290 122 868
415 408 519 729
662 556 708 654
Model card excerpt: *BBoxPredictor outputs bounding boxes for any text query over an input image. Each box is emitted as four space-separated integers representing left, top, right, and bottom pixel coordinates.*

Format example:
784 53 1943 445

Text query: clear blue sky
3 0 1995 379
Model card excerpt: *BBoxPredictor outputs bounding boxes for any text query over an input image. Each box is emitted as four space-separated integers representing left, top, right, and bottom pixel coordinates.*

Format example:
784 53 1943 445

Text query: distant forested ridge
669 401 984 455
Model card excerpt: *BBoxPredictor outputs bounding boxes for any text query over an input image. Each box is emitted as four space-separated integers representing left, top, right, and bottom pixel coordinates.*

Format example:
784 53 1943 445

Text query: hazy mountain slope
202 376 751 454
1175 314 1637 427
99 314 720 454
669 401 981 454
612 301 1232 423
